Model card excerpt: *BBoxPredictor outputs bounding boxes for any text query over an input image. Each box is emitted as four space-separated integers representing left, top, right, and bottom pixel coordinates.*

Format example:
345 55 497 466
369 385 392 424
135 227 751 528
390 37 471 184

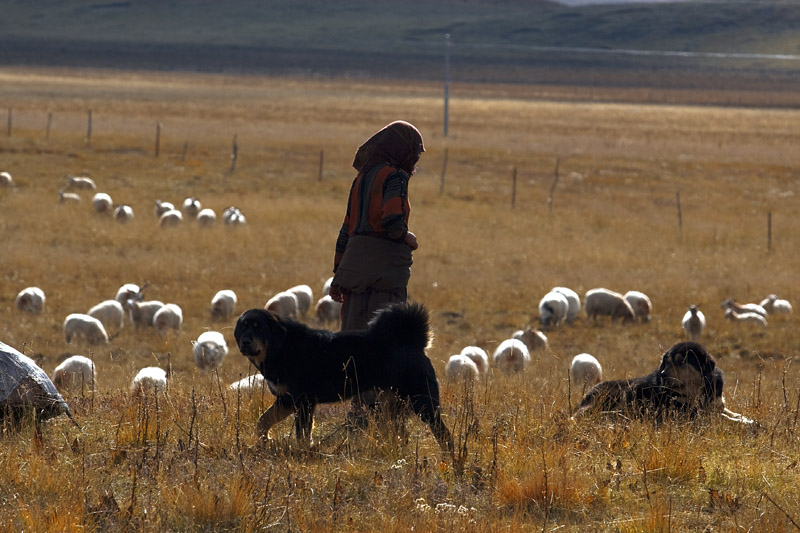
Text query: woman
330 120 425 331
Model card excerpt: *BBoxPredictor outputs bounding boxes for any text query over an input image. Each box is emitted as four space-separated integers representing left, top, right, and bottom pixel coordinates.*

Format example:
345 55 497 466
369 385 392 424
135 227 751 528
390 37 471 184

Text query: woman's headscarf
352 120 425 174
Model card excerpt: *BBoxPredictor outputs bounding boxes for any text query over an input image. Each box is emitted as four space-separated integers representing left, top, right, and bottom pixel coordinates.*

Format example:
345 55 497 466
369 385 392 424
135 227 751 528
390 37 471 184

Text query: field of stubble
1 68 799 531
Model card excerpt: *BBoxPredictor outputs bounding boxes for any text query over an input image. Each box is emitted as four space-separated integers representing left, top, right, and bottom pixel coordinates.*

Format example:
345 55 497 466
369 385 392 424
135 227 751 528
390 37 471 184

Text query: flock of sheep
14 277 343 398
443 286 793 393
48 172 247 227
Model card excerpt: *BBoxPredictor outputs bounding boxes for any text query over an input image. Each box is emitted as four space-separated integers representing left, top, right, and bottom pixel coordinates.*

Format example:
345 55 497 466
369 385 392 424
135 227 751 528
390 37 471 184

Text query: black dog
234 301 453 455
574 341 756 426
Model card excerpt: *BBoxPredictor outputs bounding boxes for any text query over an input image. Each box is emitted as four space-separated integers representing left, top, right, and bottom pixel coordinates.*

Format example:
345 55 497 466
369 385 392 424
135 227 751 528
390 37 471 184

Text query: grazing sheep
512 327 549 353
265 291 299 318
724 308 767 327
52 355 96 393
58 190 81 204
551 287 581 324
759 294 793 315
154 200 175 217
182 197 201 217
314 295 341 325
158 208 183 228
192 331 228 370
538 290 570 328
115 283 144 304
570 353 603 389
211 289 237 319
66 175 96 190
1 171 14 187
222 206 246 226
720 298 767 318
113 204 134 223
322 277 333 296
228 373 265 392
682 305 706 341
131 367 167 394
287 284 313 316
92 192 113 213
492 338 531 374
444 354 480 382
64 313 109 345
153 303 183 336
459 345 490 377
125 299 165 329
15 287 45 313
87 299 125 336
584 288 635 323
624 290 653 323
197 208 217 226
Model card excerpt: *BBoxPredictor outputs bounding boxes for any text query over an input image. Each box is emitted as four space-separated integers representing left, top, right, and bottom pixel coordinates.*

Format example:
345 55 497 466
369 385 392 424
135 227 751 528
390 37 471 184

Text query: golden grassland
1 67 799 531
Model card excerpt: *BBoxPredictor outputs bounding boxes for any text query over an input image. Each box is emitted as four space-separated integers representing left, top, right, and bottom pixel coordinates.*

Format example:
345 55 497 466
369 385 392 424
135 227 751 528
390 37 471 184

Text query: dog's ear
265 315 288 354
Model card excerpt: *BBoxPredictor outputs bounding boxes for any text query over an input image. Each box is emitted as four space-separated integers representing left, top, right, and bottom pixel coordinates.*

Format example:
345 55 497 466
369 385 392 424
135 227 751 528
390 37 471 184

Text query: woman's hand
404 231 419 250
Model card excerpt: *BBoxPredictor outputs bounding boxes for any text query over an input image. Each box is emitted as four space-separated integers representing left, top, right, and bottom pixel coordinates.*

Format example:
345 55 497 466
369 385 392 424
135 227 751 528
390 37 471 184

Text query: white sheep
314 295 341 325
759 294 793 315
153 303 183 336
624 290 653 323
222 206 246 226
1 171 14 187
265 291 299 318
15 286 45 313
720 298 767 318
492 338 531 374
66 175 96 190
192 331 229 371
459 345 490 377
52 355 96 393
725 308 767 327
444 354 480 382
551 286 581 324
584 288 635 323
113 204 134 223
158 208 183 228
115 283 145 304
228 373 265 392
64 313 109 345
287 284 313 316
182 197 201 217
682 305 706 341
87 299 125 336
197 208 217 226
512 327 549 353
58 190 81 204
92 192 113 214
125 299 165 329
154 200 175 217
570 353 603 389
322 277 333 296
131 367 167 394
211 289 237 319
538 290 570 328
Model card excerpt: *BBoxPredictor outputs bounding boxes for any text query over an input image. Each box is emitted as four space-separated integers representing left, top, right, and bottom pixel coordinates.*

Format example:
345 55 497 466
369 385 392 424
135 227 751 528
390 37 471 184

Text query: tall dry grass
1 67 799 531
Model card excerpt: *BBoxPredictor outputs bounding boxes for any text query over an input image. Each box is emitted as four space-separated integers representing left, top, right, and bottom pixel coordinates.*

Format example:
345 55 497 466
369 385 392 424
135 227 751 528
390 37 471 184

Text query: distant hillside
2 0 800 95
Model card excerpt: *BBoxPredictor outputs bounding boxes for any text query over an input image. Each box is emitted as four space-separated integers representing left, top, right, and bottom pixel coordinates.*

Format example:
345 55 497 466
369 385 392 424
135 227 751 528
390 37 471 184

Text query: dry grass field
1 67 799 531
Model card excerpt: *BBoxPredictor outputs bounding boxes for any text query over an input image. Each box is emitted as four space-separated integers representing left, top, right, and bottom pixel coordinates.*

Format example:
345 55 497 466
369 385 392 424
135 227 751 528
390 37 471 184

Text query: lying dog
234 301 453 455
573 341 756 427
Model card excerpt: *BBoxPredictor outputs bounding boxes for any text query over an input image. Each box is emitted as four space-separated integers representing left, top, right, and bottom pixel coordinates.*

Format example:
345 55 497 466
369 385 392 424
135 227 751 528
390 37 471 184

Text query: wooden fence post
45 112 52 140
676 192 683 240
230 134 238 171
181 142 188 162
511 166 517 209
155 122 162 157
86 109 92 147
6 108 11 136
547 158 560 217
767 211 772 253
318 150 324 182
439 147 448 195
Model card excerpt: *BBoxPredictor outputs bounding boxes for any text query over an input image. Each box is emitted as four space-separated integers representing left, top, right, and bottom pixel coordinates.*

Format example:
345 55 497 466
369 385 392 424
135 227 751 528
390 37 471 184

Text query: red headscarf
352 121 425 175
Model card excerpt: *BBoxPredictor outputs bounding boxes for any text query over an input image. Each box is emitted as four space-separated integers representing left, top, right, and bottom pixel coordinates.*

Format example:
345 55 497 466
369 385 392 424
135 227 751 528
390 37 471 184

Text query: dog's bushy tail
368 301 432 350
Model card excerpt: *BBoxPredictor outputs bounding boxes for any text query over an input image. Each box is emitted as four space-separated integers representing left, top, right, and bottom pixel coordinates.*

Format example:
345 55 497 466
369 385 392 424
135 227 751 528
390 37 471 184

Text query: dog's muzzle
238 336 261 358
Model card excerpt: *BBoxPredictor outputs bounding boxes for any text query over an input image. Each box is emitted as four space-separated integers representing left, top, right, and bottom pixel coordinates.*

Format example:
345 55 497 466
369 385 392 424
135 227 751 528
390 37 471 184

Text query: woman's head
352 121 425 174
